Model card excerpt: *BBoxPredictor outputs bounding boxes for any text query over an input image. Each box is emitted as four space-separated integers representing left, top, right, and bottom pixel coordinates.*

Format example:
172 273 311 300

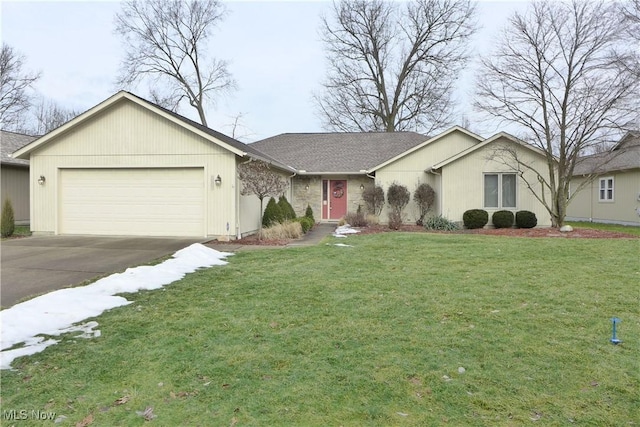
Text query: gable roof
250 131 428 174
430 132 549 170
1 130 37 167
368 126 484 172
13 91 294 172
573 131 640 175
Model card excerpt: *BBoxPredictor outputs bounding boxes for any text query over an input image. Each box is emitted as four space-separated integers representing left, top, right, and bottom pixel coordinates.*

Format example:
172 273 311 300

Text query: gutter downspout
427 167 442 217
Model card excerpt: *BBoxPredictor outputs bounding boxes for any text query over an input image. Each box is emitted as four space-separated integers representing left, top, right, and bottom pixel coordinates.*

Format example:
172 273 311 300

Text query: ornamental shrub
260 221 303 240
388 211 403 230
262 197 284 227
387 183 410 214
516 210 537 228
423 215 460 231
278 195 296 220
413 183 436 225
492 210 514 229
463 209 488 229
344 205 368 227
304 204 315 223
1 198 15 238
295 216 313 233
362 185 385 215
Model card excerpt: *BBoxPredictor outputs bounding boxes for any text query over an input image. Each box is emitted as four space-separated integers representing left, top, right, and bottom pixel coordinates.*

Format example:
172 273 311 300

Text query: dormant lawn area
2 233 638 426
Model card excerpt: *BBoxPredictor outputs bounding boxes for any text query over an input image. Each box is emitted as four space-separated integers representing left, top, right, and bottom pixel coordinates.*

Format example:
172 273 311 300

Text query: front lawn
2 233 638 425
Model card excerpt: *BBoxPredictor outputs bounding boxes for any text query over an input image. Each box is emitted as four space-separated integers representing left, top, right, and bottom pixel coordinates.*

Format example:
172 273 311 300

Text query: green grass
567 221 640 237
0 225 31 240
2 233 639 426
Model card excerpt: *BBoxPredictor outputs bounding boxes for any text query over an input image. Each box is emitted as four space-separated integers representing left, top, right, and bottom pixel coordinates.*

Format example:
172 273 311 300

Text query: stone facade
292 175 374 221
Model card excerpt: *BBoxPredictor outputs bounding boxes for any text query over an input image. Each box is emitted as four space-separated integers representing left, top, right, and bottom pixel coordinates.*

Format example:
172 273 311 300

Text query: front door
322 180 348 220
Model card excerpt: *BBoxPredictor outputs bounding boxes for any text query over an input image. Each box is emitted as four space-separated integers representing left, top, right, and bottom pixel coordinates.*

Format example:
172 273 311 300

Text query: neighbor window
599 177 614 202
484 173 516 208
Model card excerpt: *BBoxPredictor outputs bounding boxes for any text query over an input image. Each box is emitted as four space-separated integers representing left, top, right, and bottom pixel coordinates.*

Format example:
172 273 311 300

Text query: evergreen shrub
262 197 284 227
278 195 296 220
1 198 15 238
516 210 537 228
423 215 460 231
463 209 488 229
492 210 514 229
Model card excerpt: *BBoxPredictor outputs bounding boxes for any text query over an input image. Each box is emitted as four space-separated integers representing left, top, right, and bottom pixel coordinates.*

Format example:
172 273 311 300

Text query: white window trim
598 176 614 202
484 173 517 209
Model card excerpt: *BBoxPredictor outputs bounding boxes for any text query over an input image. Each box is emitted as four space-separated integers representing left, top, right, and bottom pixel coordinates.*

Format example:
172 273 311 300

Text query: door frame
322 179 348 220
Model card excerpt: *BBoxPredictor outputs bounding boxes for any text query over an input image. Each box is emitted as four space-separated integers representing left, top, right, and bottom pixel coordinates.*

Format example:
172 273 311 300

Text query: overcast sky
1 0 530 142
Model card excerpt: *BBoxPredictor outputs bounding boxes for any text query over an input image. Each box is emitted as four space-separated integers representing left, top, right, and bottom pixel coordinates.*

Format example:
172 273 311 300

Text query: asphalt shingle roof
573 132 640 175
1 130 36 167
250 132 429 173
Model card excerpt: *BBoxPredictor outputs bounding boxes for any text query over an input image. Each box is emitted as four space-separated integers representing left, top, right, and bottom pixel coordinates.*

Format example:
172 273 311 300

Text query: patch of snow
0 244 232 370
333 243 353 247
333 224 360 237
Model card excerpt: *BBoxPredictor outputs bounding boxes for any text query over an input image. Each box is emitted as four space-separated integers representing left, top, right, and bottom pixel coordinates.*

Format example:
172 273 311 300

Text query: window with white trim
484 173 516 209
599 177 614 202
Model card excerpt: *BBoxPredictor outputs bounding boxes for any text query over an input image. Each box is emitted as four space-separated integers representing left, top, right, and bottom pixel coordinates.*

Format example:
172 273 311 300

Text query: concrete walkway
205 223 336 252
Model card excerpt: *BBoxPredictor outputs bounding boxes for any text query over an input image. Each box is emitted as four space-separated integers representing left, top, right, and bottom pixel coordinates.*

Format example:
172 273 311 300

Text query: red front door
322 180 348 220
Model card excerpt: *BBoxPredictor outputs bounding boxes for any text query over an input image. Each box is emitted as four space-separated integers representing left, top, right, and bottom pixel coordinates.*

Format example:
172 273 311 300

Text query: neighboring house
253 127 553 227
13 91 554 239
1 130 37 224
567 131 640 226
13 91 294 239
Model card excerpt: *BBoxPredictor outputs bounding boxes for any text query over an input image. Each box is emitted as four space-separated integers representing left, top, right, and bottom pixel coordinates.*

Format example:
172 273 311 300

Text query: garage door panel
60 168 204 237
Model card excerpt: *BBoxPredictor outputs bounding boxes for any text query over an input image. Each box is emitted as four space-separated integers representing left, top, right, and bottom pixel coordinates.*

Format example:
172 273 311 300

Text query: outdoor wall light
305 184 310 190
360 184 365 190
37 175 46 185
214 175 222 185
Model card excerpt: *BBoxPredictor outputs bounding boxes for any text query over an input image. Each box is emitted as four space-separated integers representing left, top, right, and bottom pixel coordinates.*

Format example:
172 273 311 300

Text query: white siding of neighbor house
375 130 479 223
440 137 552 227
567 170 640 226
28 99 239 238
1 165 30 223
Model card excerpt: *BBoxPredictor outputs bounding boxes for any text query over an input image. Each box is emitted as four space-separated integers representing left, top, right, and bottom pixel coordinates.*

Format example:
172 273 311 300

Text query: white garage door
59 168 205 237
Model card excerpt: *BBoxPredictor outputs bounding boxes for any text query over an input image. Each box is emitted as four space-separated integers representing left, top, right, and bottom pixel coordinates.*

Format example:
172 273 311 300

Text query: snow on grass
0 244 232 370
333 224 360 237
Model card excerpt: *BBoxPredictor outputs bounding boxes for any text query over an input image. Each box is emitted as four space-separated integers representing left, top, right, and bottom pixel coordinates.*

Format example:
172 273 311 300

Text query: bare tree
315 0 476 134
0 44 40 130
237 160 289 235
29 98 80 135
115 0 235 127
475 0 639 228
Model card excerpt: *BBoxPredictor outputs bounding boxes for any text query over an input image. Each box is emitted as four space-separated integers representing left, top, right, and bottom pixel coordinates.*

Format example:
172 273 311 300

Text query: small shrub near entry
492 210 514 229
423 215 460 231
516 210 537 228
344 205 368 227
305 204 315 223
259 221 303 240
262 197 284 227
295 217 313 233
362 185 385 215
1 198 15 238
278 195 296 220
463 209 488 229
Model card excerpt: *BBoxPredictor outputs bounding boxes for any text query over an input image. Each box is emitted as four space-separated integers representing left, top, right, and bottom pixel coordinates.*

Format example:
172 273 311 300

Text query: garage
59 168 205 237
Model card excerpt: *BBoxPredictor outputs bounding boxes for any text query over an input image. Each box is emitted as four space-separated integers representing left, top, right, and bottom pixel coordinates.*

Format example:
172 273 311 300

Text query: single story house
14 91 553 239
567 131 640 226
1 130 37 224
253 128 552 227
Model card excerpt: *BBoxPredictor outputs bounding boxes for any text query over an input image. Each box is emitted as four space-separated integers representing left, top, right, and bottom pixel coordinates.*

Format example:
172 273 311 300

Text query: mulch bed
213 223 637 246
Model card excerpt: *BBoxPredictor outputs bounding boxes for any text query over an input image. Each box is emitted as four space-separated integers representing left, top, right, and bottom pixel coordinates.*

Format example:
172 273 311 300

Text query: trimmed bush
387 182 410 230
262 197 284 227
516 210 537 228
492 210 514 229
463 209 488 229
388 211 403 230
413 183 436 225
305 204 315 223
295 216 313 233
278 195 296 220
423 215 460 231
362 185 385 215
1 198 15 238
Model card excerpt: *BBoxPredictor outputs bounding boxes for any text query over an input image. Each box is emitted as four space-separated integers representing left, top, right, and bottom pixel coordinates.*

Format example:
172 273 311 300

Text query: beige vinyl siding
1 165 30 223
375 130 479 223
439 138 552 226
28 99 238 238
567 170 640 226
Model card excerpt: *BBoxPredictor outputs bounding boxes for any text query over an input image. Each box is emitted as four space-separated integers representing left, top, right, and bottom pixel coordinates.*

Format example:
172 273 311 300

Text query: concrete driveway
1 235 202 308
